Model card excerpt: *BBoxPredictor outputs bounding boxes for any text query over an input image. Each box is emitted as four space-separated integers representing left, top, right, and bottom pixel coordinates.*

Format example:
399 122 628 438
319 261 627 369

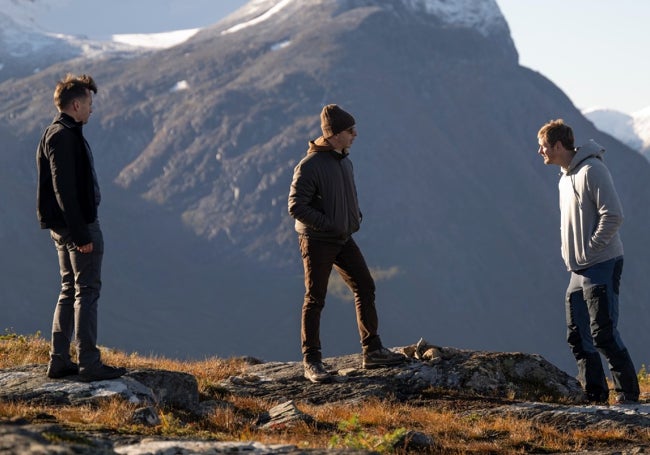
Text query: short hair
537 119 575 151
53 73 97 111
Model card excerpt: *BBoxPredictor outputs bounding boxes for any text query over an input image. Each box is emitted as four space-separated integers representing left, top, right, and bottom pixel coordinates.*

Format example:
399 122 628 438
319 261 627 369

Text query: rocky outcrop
0 423 115 455
0 365 198 410
1 345 649 454
476 401 650 431
0 423 372 455
220 341 587 404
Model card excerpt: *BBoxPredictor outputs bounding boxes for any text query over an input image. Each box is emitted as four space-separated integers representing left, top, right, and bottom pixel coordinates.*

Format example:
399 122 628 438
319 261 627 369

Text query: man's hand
77 243 93 254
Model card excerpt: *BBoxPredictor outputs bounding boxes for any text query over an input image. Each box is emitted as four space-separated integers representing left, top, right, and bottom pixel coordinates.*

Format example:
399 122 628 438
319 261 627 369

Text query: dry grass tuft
1 331 649 454
0 330 50 368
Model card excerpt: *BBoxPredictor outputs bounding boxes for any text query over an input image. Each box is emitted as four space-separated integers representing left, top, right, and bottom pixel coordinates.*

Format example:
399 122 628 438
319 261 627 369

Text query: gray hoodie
559 139 624 271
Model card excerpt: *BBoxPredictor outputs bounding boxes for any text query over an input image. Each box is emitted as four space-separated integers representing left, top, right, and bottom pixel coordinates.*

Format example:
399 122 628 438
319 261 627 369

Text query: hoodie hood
307 136 349 157
565 139 605 174
308 136 334 153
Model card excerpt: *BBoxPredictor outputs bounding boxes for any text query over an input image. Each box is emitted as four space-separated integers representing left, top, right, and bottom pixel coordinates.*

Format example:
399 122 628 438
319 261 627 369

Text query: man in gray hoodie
288 104 405 383
537 119 639 404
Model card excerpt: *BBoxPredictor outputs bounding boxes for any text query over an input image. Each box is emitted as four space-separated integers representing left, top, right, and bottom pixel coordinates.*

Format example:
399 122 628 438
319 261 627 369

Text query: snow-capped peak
403 0 506 36
583 106 650 158
220 0 507 37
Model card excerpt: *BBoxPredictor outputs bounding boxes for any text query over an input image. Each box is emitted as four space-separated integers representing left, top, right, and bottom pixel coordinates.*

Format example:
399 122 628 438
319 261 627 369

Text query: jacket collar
55 112 83 130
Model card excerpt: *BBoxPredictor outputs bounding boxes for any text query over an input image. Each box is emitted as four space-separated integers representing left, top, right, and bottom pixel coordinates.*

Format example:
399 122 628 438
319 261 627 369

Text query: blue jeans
49 220 103 369
565 256 639 400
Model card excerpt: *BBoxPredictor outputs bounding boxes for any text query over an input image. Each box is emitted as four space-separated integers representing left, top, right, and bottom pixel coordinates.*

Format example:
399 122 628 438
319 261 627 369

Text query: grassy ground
1 330 649 454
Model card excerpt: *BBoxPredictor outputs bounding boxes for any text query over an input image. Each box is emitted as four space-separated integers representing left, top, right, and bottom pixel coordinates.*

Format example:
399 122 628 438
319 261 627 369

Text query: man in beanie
288 104 405 383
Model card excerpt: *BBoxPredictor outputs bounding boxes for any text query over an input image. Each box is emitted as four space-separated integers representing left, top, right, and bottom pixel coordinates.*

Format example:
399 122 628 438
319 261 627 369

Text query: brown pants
299 236 381 362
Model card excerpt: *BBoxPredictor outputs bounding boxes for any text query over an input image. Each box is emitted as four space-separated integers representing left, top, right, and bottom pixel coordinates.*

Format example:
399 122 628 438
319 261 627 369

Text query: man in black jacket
288 104 405 383
37 73 126 382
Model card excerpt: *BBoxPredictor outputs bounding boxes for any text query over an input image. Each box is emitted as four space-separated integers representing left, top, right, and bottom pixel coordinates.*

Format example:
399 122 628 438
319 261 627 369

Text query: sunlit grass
1 330 649 454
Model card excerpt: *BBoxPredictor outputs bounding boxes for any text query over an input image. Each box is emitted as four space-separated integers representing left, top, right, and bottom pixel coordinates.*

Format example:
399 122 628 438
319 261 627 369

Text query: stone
0 423 115 454
195 399 235 418
0 365 156 407
0 365 199 411
476 401 650 430
124 369 199 410
131 406 161 426
259 400 315 430
393 430 436 452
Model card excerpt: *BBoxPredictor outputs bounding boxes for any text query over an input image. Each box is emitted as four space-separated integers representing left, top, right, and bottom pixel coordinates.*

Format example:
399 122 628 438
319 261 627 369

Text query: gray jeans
49 220 103 369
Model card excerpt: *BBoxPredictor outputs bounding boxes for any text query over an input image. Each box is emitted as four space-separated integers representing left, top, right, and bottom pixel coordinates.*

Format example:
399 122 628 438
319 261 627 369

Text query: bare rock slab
0 365 198 410
220 341 586 404
0 422 378 454
477 401 650 430
0 423 115 454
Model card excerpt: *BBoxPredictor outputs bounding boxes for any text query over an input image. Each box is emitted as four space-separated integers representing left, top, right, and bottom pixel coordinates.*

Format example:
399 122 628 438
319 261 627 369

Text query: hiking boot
362 347 406 369
78 363 127 382
613 393 639 405
47 361 79 379
586 392 609 405
303 361 331 383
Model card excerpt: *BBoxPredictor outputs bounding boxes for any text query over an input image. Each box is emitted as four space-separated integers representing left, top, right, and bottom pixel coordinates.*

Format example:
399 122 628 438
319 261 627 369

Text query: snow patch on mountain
221 0 292 35
170 80 190 92
403 0 506 36
112 29 200 49
271 40 292 51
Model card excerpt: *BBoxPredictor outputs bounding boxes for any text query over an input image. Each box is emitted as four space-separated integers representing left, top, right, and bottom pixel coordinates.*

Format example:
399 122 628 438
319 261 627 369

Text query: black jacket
36 113 98 245
288 137 361 244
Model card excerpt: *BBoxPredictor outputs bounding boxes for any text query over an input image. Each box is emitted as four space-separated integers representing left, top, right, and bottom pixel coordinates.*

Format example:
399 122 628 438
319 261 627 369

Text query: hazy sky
28 0 649 115
496 0 650 115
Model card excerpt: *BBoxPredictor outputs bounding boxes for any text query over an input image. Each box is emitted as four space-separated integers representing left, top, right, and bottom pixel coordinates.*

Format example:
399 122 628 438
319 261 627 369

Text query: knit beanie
320 104 355 138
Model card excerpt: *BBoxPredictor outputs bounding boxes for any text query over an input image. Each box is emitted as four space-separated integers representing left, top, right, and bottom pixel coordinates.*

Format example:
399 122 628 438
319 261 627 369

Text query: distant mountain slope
0 0 248 39
1 0 649 372
584 107 650 160
0 1 183 84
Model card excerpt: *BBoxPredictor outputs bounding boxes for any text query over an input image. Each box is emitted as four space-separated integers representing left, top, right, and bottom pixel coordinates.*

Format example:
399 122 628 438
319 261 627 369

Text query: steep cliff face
1 0 649 370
